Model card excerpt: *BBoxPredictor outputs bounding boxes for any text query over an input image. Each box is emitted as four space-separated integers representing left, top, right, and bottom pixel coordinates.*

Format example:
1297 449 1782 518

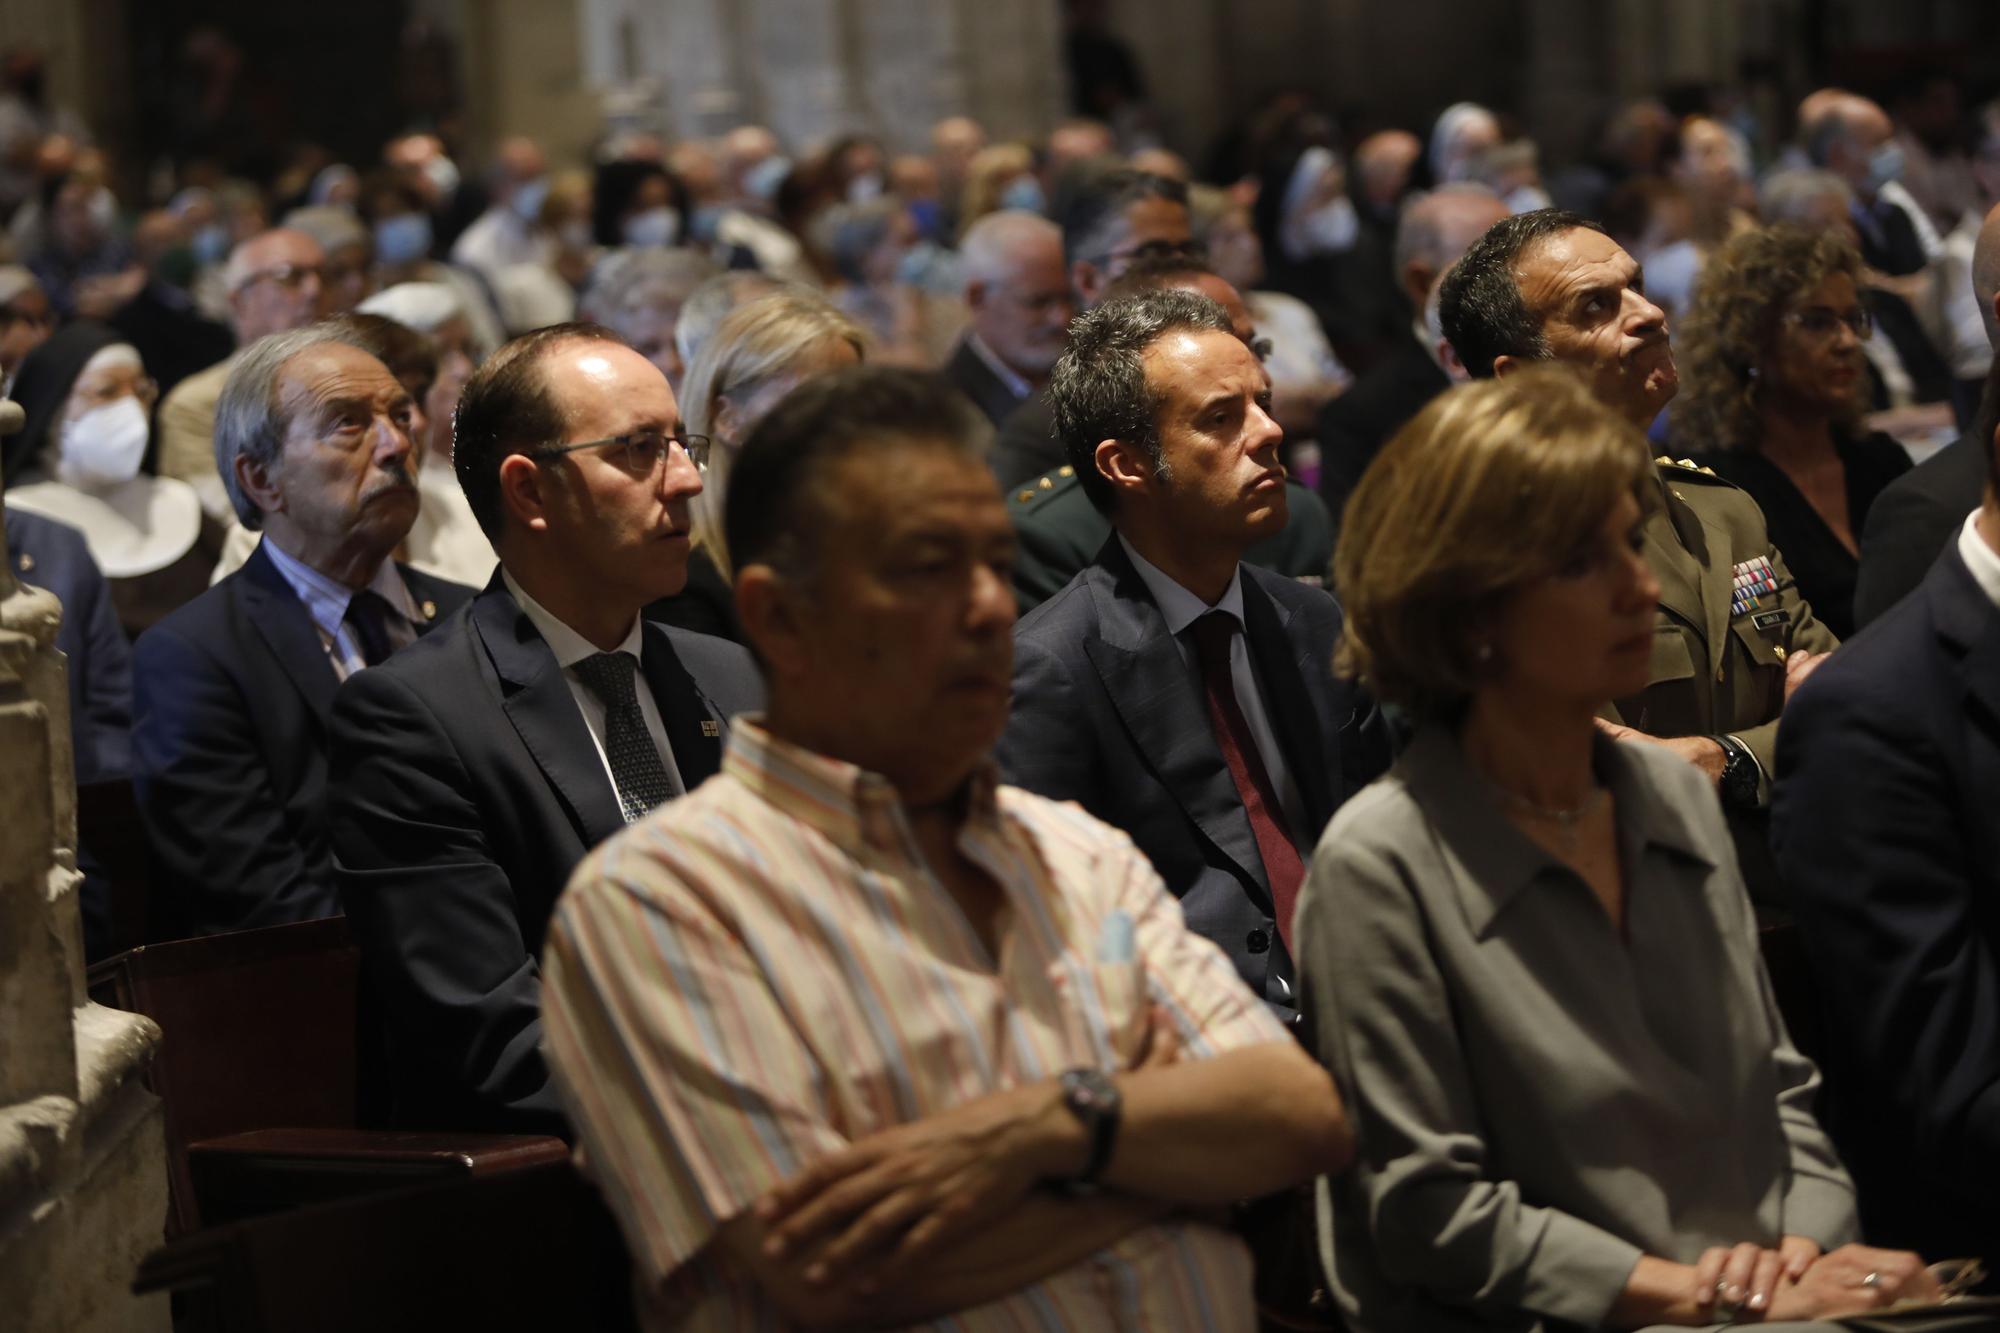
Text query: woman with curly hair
1675 224 1911 638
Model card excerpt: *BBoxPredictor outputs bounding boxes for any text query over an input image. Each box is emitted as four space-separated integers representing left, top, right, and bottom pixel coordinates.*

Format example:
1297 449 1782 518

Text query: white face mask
1288 195 1359 258
57 396 150 489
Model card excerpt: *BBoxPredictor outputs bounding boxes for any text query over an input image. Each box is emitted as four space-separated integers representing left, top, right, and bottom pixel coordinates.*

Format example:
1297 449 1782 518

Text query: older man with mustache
133 320 474 938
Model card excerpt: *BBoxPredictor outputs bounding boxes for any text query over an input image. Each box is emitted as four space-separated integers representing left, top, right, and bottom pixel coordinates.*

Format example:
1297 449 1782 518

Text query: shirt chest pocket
1048 957 1150 1070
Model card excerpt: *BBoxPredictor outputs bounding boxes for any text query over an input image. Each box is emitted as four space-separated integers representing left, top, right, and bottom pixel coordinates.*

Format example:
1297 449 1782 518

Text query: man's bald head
1355 130 1422 211
1805 91 1896 195
1972 201 2000 351
1393 185 1511 309
223 228 326 341
494 136 546 185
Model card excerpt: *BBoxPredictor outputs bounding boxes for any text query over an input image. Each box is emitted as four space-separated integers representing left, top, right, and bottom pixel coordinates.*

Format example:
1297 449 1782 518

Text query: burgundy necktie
1190 611 1305 951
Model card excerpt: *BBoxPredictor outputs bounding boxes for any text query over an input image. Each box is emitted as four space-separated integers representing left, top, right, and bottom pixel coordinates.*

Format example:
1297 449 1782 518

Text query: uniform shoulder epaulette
1654 454 1723 480
1010 464 1077 507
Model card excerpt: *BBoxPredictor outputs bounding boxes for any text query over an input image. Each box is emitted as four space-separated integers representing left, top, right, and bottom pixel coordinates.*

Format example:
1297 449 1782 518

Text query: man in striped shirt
542 366 1352 1330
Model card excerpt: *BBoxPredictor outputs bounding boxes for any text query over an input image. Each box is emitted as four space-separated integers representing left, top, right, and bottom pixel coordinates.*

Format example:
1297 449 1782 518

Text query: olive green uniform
1007 465 1337 615
1610 458 1841 806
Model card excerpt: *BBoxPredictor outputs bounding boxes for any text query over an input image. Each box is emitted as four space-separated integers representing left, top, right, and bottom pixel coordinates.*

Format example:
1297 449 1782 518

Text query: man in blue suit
131 324 472 939
1772 364 2000 1263
999 289 1388 1022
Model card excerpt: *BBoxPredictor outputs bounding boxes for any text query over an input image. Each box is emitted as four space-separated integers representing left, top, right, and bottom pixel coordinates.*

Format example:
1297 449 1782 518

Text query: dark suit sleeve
131 624 335 932
995 631 1100 804
328 665 566 1135
1772 677 2000 1191
1010 516 1092 617
1854 484 1957 630
70 544 133 784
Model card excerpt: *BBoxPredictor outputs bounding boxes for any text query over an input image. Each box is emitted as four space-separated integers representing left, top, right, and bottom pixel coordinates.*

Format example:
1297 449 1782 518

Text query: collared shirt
260 537 419 682
541 718 1287 1332
1117 534 1309 841
502 570 684 803
1299 727 1856 1332
965 329 1034 402
1958 508 2000 609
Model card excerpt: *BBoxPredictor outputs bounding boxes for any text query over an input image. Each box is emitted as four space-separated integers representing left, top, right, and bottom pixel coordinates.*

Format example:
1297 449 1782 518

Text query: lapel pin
16 552 32 573
701 719 721 738
421 599 438 620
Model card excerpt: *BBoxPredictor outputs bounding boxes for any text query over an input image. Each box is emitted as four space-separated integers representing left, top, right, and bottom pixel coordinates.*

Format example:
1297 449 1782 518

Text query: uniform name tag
1730 556 1780 616
700 719 721 738
1752 610 1790 631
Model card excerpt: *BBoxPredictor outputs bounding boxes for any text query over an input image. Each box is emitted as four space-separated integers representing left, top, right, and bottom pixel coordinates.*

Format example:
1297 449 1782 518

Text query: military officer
1439 209 1836 900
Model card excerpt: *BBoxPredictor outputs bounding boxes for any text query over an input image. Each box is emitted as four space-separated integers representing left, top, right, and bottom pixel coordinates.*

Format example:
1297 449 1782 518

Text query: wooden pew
87 917 567 1235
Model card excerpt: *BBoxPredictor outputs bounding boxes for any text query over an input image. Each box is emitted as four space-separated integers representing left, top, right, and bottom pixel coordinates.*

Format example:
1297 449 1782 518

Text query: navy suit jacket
1772 539 2000 1260
131 541 472 939
328 575 764 1136
941 335 1028 429
998 537 1389 1014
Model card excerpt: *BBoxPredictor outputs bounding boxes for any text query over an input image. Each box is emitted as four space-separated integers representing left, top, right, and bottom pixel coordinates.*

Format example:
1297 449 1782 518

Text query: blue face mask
374 211 434 266
621 206 681 249
511 176 550 222
191 222 231 266
1865 141 1906 195
999 175 1047 215
906 198 942 241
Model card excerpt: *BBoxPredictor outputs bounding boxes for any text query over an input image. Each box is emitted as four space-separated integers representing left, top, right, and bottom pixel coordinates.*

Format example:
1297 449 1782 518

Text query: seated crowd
5 50 2000 1330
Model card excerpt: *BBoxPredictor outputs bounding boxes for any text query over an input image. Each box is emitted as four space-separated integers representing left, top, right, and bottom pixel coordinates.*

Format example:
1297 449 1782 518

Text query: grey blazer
1296 728 1856 1333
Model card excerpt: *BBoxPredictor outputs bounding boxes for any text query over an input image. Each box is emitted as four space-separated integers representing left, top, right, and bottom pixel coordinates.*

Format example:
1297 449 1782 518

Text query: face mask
688 204 727 243
558 219 594 251
845 172 885 204
374 211 434 266
742 155 791 202
999 175 1047 215
906 198 942 241
1291 195 1359 256
191 222 230 266
57 396 150 489
87 187 116 233
621 206 680 249
422 155 461 198
511 176 550 222
1503 183 1554 214
1865 141 1906 194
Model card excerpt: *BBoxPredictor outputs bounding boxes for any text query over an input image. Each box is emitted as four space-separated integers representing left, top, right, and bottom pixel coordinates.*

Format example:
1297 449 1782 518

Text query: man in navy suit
131 324 473 939
999 289 1388 1020
328 323 761 1135
1772 364 2000 1263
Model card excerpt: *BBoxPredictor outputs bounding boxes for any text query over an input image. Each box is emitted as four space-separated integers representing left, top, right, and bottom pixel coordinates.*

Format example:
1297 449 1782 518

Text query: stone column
0 401 169 1332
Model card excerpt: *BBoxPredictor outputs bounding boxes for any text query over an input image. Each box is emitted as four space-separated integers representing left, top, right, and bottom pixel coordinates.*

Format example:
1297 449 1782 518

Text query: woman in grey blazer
1298 367 1939 1330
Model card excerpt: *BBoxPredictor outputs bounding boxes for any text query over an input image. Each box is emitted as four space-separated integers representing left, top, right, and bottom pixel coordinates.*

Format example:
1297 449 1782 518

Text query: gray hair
1758 169 1854 226
215 323 373 529
1050 288 1234 515
958 209 1062 287
1392 182 1504 281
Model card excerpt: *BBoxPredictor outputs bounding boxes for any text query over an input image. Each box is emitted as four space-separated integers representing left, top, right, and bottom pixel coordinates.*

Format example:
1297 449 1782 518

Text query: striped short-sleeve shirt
542 718 1289 1330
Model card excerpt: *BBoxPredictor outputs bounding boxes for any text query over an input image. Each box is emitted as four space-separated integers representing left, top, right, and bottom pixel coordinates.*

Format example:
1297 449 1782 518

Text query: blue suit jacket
999 537 1389 1016
1772 538 2000 1260
5 506 131 785
328 574 764 1135
131 541 474 939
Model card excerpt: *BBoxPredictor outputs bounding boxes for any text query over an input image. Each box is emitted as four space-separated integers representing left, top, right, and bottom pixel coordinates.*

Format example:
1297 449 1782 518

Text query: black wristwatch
1713 734 1760 810
1057 1068 1121 1192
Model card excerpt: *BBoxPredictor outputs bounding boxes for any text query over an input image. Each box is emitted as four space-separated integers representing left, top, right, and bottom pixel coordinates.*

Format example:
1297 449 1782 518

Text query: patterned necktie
1190 610 1305 951
343 589 398 668
571 652 676 822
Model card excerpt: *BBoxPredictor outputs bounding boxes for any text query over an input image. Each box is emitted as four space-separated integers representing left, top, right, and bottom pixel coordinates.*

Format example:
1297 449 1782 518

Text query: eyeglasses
73 375 158 409
530 430 711 475
1783 305 1872 341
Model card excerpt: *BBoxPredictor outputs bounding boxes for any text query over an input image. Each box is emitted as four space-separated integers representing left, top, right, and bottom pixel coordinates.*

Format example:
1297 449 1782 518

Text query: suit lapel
241 542 341 722
471 582 628 848
1239 574 1334 833
1082 544 1271 898
638 625 727 789
396 564 471 637
1644 478 1720 670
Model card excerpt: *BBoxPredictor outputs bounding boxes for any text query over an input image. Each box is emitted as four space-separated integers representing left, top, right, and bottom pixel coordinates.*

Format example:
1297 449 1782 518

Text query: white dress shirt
1118 534 1309 842
1958 508 2000 610
503 571 685 802
261 538 420 682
